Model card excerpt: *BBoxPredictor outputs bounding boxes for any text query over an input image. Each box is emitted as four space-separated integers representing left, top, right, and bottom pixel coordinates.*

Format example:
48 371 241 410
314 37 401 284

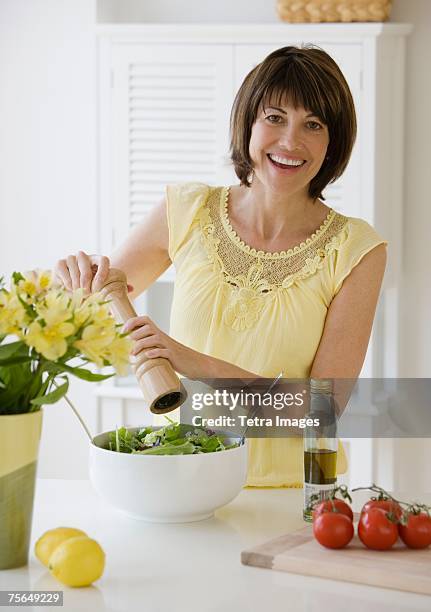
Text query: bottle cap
310 378 333 393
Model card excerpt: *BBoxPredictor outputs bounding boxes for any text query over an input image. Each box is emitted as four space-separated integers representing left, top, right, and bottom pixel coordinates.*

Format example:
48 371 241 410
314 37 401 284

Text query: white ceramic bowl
89 427 248 522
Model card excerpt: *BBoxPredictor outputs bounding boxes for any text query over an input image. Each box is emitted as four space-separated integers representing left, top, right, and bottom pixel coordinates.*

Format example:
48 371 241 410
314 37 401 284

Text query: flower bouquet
0 269 131 568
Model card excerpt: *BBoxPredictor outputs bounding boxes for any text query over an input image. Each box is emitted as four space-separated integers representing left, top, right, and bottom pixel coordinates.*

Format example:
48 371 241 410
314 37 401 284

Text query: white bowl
89 427 248 523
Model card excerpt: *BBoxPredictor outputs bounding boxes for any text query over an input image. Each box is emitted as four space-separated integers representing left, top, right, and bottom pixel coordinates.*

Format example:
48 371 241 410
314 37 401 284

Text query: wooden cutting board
241 521 431 595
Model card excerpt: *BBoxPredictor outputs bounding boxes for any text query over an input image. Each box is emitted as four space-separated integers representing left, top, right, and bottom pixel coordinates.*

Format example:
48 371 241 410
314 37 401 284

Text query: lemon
48 536 105 587
35 527 87 567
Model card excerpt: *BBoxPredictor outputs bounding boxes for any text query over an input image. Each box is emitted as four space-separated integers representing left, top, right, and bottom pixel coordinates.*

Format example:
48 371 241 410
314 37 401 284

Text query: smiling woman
54 45 387 488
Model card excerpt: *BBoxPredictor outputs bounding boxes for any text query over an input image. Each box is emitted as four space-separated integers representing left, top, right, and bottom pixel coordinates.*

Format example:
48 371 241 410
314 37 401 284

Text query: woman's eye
306 121 323 130
265 114 283 124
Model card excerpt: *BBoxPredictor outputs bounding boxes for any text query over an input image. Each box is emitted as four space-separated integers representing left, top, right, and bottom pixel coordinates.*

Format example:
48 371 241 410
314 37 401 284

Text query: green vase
0 410 43 569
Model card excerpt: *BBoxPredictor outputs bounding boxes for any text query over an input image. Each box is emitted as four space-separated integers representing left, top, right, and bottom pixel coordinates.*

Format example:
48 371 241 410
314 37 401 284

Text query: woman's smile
249 102 329 196
267 153 307 172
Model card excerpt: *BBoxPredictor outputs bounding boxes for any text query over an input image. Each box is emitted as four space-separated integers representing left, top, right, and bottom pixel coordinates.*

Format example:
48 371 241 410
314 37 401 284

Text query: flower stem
23 358 45 409
63 393 93 440
51 380 93 441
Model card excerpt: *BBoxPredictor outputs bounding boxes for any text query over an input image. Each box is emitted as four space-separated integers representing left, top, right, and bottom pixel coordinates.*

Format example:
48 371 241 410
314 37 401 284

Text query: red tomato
313 512 354 549
312 499 354 522
399 513 431 549
358 508 399 550
361 499 402 521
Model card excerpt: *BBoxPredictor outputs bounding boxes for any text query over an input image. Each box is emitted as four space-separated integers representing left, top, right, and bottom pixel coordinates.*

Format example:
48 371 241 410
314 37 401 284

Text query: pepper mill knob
100 268 187 414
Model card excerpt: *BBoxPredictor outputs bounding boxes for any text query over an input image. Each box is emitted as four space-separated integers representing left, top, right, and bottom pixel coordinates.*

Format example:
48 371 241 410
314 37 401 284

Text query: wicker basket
276 0 392 23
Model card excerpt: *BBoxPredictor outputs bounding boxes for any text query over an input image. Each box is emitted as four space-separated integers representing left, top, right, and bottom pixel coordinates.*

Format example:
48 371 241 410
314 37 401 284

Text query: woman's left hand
122 316 210 380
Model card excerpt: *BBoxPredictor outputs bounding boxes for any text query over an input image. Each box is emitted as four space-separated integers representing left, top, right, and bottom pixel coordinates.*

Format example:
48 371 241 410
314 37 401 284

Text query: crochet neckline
220 186 336 260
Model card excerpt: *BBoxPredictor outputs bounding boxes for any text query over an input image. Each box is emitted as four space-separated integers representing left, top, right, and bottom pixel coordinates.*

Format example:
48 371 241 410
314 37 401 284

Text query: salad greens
108 417 239 455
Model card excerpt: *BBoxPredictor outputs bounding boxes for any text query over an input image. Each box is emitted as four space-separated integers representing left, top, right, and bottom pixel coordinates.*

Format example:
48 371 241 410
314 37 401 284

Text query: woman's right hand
53 251 113 295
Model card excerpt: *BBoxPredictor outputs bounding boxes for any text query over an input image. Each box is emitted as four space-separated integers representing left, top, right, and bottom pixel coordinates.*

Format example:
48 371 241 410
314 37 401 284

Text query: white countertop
1 480 430 612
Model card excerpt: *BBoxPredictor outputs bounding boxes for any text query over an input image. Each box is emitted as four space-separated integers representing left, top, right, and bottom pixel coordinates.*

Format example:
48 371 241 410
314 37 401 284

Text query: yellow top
166 183 387 487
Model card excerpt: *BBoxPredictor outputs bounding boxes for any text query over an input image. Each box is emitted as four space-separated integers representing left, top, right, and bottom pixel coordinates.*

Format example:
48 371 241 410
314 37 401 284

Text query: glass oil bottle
303 378 338 522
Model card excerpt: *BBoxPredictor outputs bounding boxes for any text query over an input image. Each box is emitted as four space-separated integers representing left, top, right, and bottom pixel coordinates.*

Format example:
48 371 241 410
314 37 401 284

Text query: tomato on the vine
399 513 431 549
361 499 402 521
313 499 353 522
313 512 354 549
358 507 398 550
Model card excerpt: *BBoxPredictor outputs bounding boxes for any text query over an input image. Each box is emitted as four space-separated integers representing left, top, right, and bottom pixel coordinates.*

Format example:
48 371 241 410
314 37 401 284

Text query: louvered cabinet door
110 44 234 250
234 43 362 219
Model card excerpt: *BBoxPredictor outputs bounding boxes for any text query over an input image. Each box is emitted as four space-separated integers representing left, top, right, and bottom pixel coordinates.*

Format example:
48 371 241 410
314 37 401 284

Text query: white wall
0 0 99 479
390 0 431 378
389 0 431 493
97 0 280 23
0 0 98 271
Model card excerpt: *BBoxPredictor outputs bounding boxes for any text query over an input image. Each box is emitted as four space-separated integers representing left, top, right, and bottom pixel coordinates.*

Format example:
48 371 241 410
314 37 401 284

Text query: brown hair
230 45 356 200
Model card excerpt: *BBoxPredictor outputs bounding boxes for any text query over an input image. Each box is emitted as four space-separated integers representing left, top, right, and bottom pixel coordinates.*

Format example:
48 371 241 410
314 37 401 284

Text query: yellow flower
71 291 93 327
25 320 75 360
2 270 131 379
14 270 53 300
73 294 128 369
93 304 113 323
104 335 132 376
19 280 37 297
73 323 117 367
36 291 73 327
68 287 85 309
0 291 28 335
38 271 52 291
73 293 112 328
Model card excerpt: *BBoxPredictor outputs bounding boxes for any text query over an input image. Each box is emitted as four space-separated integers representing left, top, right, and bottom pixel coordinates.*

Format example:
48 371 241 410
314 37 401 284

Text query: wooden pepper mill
100 268 187 414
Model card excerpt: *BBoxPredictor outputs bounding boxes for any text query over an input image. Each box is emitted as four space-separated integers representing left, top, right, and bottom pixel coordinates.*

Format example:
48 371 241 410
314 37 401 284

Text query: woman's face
248 99 329 199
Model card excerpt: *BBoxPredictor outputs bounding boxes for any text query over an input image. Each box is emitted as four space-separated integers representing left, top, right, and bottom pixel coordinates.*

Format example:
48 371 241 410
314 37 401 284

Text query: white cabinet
108 43 234 245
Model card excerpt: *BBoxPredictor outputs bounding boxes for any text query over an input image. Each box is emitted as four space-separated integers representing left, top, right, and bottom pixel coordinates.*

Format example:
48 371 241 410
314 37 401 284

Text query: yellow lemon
35 527 87 567
48 536 105 587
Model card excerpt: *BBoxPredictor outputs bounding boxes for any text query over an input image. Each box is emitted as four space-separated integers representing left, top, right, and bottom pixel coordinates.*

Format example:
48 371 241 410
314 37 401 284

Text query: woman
55 46 387 487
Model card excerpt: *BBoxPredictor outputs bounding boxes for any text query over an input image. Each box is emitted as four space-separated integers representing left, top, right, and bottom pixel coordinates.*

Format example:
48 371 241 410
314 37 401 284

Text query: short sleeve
166 182 210 261
332 218 387 296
